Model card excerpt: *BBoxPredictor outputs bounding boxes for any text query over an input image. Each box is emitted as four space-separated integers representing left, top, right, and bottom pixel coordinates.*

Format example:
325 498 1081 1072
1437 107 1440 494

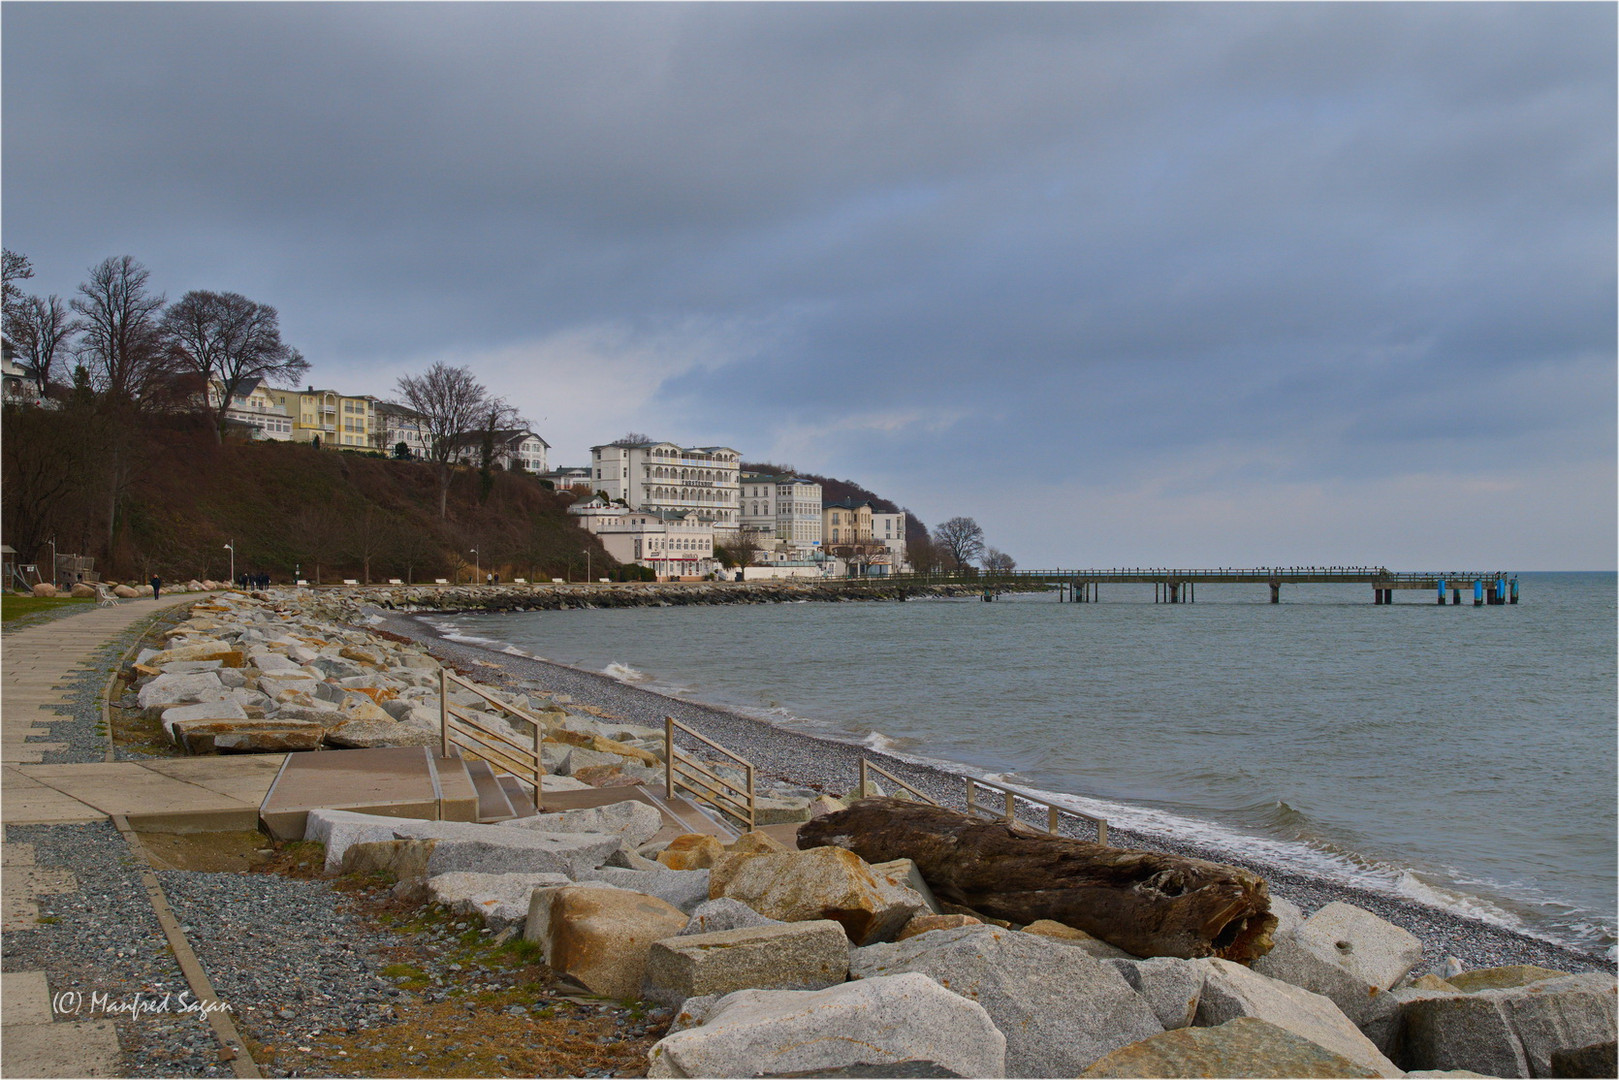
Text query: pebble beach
374 607 1614 980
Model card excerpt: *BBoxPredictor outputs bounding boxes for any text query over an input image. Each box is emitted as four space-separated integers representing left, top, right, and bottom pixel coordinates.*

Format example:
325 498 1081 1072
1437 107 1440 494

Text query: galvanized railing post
664 716 675 800
745 763 756 830
532 716 544 813
439 668 450 757
965 777 976 817
859 758 869 799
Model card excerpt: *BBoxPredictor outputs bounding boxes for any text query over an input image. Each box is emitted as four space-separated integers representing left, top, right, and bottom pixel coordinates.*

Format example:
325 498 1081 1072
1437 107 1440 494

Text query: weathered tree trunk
798 798 1277 962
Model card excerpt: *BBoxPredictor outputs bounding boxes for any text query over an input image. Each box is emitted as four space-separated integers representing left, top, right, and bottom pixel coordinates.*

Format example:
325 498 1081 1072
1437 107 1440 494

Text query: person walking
150 575 162 599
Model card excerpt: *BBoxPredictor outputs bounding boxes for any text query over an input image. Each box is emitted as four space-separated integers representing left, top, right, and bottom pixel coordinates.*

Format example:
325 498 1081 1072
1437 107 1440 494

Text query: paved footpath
3 594 285 825
3 594 276 1077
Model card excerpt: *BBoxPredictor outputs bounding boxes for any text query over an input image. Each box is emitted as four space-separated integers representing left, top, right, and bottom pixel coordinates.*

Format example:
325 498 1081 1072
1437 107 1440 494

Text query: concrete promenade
3 594 285 827
2 594 277 1077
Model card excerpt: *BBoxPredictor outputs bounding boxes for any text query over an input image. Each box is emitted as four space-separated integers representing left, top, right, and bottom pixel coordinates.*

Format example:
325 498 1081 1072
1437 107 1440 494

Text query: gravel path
378 609 1614 978
1 822 231 1078
157 870 407 1077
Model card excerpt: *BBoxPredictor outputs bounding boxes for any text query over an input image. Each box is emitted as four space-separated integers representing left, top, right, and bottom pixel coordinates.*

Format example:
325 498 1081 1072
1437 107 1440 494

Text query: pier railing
438 669 544 813
665 716 757 830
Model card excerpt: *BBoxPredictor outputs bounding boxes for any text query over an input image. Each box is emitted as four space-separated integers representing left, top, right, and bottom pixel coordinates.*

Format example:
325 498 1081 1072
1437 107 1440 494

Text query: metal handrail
439 669 543 813
964 775 1108 846
857 758 939 805
665 716 755 830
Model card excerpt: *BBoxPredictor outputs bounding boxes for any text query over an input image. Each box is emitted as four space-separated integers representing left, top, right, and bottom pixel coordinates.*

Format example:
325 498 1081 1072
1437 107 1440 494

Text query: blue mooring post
1474 580 1484 607
1510 576 1520 605
1495 578 1507 605
1437 578 1446 605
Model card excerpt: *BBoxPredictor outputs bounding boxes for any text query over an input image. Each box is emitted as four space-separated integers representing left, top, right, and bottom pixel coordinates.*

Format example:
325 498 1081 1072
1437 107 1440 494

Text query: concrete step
429 751 479 823
259 747 441 841
463 758 519 822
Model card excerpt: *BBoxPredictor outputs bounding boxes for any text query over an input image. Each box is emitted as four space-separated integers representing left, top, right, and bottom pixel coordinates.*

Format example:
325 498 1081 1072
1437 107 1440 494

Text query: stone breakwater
342 578 1003 614
119 589 1616 1077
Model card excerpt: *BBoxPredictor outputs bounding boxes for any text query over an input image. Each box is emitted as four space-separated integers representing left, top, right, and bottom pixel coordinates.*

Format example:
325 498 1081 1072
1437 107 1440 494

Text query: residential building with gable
589 440 741 535
568 496 717 580
451 429 550 474
264 386 375 449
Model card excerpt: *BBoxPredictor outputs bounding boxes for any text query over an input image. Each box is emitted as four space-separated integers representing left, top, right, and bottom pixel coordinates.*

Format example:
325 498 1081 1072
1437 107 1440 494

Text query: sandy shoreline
369 606 1613 978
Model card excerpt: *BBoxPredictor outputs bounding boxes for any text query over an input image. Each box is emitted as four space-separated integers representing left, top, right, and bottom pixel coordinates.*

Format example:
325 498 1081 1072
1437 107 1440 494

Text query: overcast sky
5 3 1613 568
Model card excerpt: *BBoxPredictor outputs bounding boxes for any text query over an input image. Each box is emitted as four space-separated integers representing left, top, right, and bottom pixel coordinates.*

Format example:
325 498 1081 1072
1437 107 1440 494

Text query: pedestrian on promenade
150 575 162 599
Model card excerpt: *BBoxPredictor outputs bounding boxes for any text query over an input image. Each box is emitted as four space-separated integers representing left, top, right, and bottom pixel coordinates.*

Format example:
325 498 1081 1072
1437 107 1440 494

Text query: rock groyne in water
320 579 1014 613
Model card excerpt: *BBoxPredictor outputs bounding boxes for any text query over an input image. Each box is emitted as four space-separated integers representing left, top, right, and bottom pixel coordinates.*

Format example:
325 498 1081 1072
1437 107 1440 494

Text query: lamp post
295 563 301 586
470 548 480 585
47 536 57 588
586 548 592 582
223 542 235 584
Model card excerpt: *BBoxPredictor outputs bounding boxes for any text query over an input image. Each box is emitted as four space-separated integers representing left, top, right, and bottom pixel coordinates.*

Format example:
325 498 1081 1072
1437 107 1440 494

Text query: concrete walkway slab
0 767 105 825
14 762 266 818
1 1017 122 1078
3 971 55 1024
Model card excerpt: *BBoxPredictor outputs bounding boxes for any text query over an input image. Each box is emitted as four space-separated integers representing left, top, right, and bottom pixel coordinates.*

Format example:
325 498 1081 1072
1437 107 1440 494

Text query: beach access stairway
257 745 778 845
260 670 784 845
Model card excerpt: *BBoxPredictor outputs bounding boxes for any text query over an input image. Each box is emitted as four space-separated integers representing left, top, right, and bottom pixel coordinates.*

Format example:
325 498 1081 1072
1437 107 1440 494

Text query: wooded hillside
3 408 613 585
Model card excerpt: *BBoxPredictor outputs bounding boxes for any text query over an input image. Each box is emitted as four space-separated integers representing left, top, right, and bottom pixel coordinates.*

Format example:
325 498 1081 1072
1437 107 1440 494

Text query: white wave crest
603 661 651 682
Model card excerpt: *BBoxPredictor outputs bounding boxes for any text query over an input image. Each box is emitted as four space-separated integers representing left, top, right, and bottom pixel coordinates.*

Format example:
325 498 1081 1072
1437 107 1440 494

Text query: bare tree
983 547 1017 575
907 535 943 574
932 516 986 570
2 249 34 344
159 290 308 443
611 432 652 446
71 256 168 404
6 294 72 394
393 363 514 520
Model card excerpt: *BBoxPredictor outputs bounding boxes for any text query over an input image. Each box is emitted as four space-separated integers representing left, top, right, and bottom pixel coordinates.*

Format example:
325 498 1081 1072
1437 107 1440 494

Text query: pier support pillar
1167 582 1180 604
1269 582 1280 604
1510 578 1519 605
1373 589 1382 605
1452 589 1461 605
1437 580 1447 605
1474 581 1484 607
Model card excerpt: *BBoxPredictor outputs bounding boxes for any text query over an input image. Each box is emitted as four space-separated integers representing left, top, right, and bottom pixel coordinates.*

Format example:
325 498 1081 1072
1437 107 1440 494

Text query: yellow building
264 387 376 449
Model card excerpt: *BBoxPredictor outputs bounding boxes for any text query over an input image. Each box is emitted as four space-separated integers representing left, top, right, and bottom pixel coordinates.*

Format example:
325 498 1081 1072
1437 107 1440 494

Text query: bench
435 578 449 584
387 578 403 585
342 579 359 585
513 578 527 584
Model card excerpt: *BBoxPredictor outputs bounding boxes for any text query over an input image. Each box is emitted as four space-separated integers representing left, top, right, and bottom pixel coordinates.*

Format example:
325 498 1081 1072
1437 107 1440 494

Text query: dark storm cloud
3 3 1612 565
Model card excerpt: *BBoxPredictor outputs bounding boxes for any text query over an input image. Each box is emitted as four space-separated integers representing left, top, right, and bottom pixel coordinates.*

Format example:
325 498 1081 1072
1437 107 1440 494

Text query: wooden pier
861 567 1521 605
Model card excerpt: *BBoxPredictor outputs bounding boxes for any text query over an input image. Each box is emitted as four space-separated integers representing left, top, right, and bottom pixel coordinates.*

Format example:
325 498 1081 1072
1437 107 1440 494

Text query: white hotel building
589 441 742 535
568 498 717 580
739 473 824 556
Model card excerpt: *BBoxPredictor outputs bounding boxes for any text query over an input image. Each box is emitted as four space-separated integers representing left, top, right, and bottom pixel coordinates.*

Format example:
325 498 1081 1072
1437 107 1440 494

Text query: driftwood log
798 798 1276 962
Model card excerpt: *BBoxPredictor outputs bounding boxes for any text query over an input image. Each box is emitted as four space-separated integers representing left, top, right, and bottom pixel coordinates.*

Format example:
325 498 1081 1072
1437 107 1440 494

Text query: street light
47 536 57 588
470 548 480 585
223 542 235 584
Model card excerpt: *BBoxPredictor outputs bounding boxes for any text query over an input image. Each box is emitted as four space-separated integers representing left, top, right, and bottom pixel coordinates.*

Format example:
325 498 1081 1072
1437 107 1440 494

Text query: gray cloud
4 2 1612 565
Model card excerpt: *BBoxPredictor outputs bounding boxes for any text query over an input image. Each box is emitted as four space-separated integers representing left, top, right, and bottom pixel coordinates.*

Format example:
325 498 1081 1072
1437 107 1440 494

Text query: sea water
436 571 1616 955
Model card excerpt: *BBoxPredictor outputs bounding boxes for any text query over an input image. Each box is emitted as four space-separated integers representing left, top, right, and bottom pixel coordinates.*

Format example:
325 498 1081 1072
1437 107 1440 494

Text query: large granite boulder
70 582 98 598
678 898 784 937
852 924 1164 1077
1252 902 1422 1026
323 718 438 748
113 584 141 598
1399 972 1617 1077
160 700 248 739
659 834 728 870
645 973 1007 1079
525 884 688 999
138 671 228 711
1105 957 1205 1030
1196 958 1401 1077
503 800 664 849
31 583 57 597
1081 1017 1383 1078
426 870 571 927
709 846 928 946
642 919 851 1006
1447 966 1572 994
305 809 620 877
576 866 713 914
